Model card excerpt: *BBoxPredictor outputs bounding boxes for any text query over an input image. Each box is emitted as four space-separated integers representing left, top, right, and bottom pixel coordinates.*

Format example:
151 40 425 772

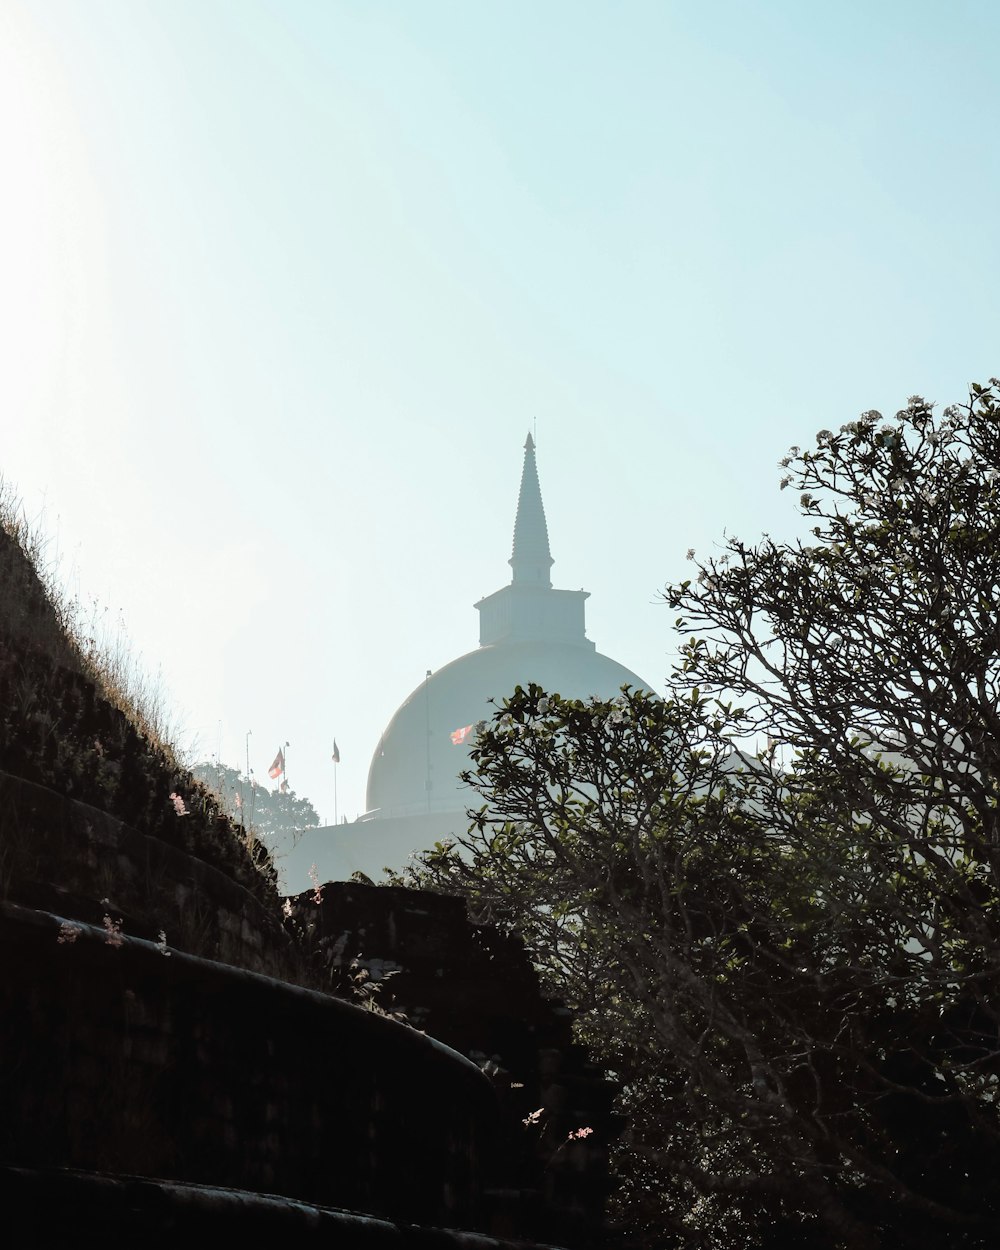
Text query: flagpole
243 729 252 833
425 669 432 814
333 742 339 827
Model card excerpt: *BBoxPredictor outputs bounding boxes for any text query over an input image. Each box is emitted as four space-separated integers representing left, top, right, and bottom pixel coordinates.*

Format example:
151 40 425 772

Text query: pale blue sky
3 0 999 829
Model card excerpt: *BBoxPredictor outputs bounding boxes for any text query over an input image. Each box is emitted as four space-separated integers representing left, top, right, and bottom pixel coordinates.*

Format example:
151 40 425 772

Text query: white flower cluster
605 695 629 729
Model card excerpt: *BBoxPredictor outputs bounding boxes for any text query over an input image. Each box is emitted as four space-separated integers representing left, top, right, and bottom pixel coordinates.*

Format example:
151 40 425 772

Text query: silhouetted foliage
404 384 1000 1249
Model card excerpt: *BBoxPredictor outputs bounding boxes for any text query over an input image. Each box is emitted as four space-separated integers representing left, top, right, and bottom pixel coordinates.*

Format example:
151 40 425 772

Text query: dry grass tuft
0 476 279 903
0 476 181 764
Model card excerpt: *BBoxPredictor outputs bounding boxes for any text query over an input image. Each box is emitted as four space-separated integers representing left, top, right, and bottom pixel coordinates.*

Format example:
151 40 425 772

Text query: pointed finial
509 431 553 587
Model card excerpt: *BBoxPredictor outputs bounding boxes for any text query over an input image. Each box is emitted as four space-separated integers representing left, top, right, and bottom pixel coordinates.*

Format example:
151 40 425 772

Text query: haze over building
283 435 652 889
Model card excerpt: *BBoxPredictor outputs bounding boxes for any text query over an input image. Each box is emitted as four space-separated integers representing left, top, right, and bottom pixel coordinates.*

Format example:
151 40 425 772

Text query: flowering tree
408 384 1000 1249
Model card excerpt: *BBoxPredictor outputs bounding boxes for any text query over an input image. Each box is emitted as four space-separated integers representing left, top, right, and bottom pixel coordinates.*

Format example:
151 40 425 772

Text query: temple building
283 435 653 888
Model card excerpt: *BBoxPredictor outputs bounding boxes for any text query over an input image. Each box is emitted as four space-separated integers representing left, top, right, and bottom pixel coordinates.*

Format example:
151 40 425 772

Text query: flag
332 740 341 764
268 748 285 779
450 724 474 746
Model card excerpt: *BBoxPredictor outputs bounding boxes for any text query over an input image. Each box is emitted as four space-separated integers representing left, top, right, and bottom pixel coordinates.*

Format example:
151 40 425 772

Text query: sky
2 0 1000 826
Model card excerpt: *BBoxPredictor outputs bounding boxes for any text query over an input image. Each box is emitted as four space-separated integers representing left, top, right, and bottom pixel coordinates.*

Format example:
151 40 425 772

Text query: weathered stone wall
1 770 293 978
0 901 499 1230
0 1166 573 1250
0 644 278 910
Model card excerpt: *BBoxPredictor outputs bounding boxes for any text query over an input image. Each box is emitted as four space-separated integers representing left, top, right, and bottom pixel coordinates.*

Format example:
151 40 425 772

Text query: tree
405 384 1000 1249
191 760 319 849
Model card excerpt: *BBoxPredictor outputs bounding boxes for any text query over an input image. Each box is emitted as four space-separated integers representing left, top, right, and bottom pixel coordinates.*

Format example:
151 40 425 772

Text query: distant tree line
191 760 319 847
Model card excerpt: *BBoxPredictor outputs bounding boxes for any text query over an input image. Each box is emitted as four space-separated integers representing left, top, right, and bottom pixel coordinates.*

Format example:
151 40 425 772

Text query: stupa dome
365 432 650 818
367 640 647 818
282 433 653 888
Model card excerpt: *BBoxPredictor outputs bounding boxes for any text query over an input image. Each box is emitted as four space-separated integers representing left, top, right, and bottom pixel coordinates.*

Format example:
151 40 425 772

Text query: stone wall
0 1167 574 1250
0 901 498 1230
1 770 293 978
